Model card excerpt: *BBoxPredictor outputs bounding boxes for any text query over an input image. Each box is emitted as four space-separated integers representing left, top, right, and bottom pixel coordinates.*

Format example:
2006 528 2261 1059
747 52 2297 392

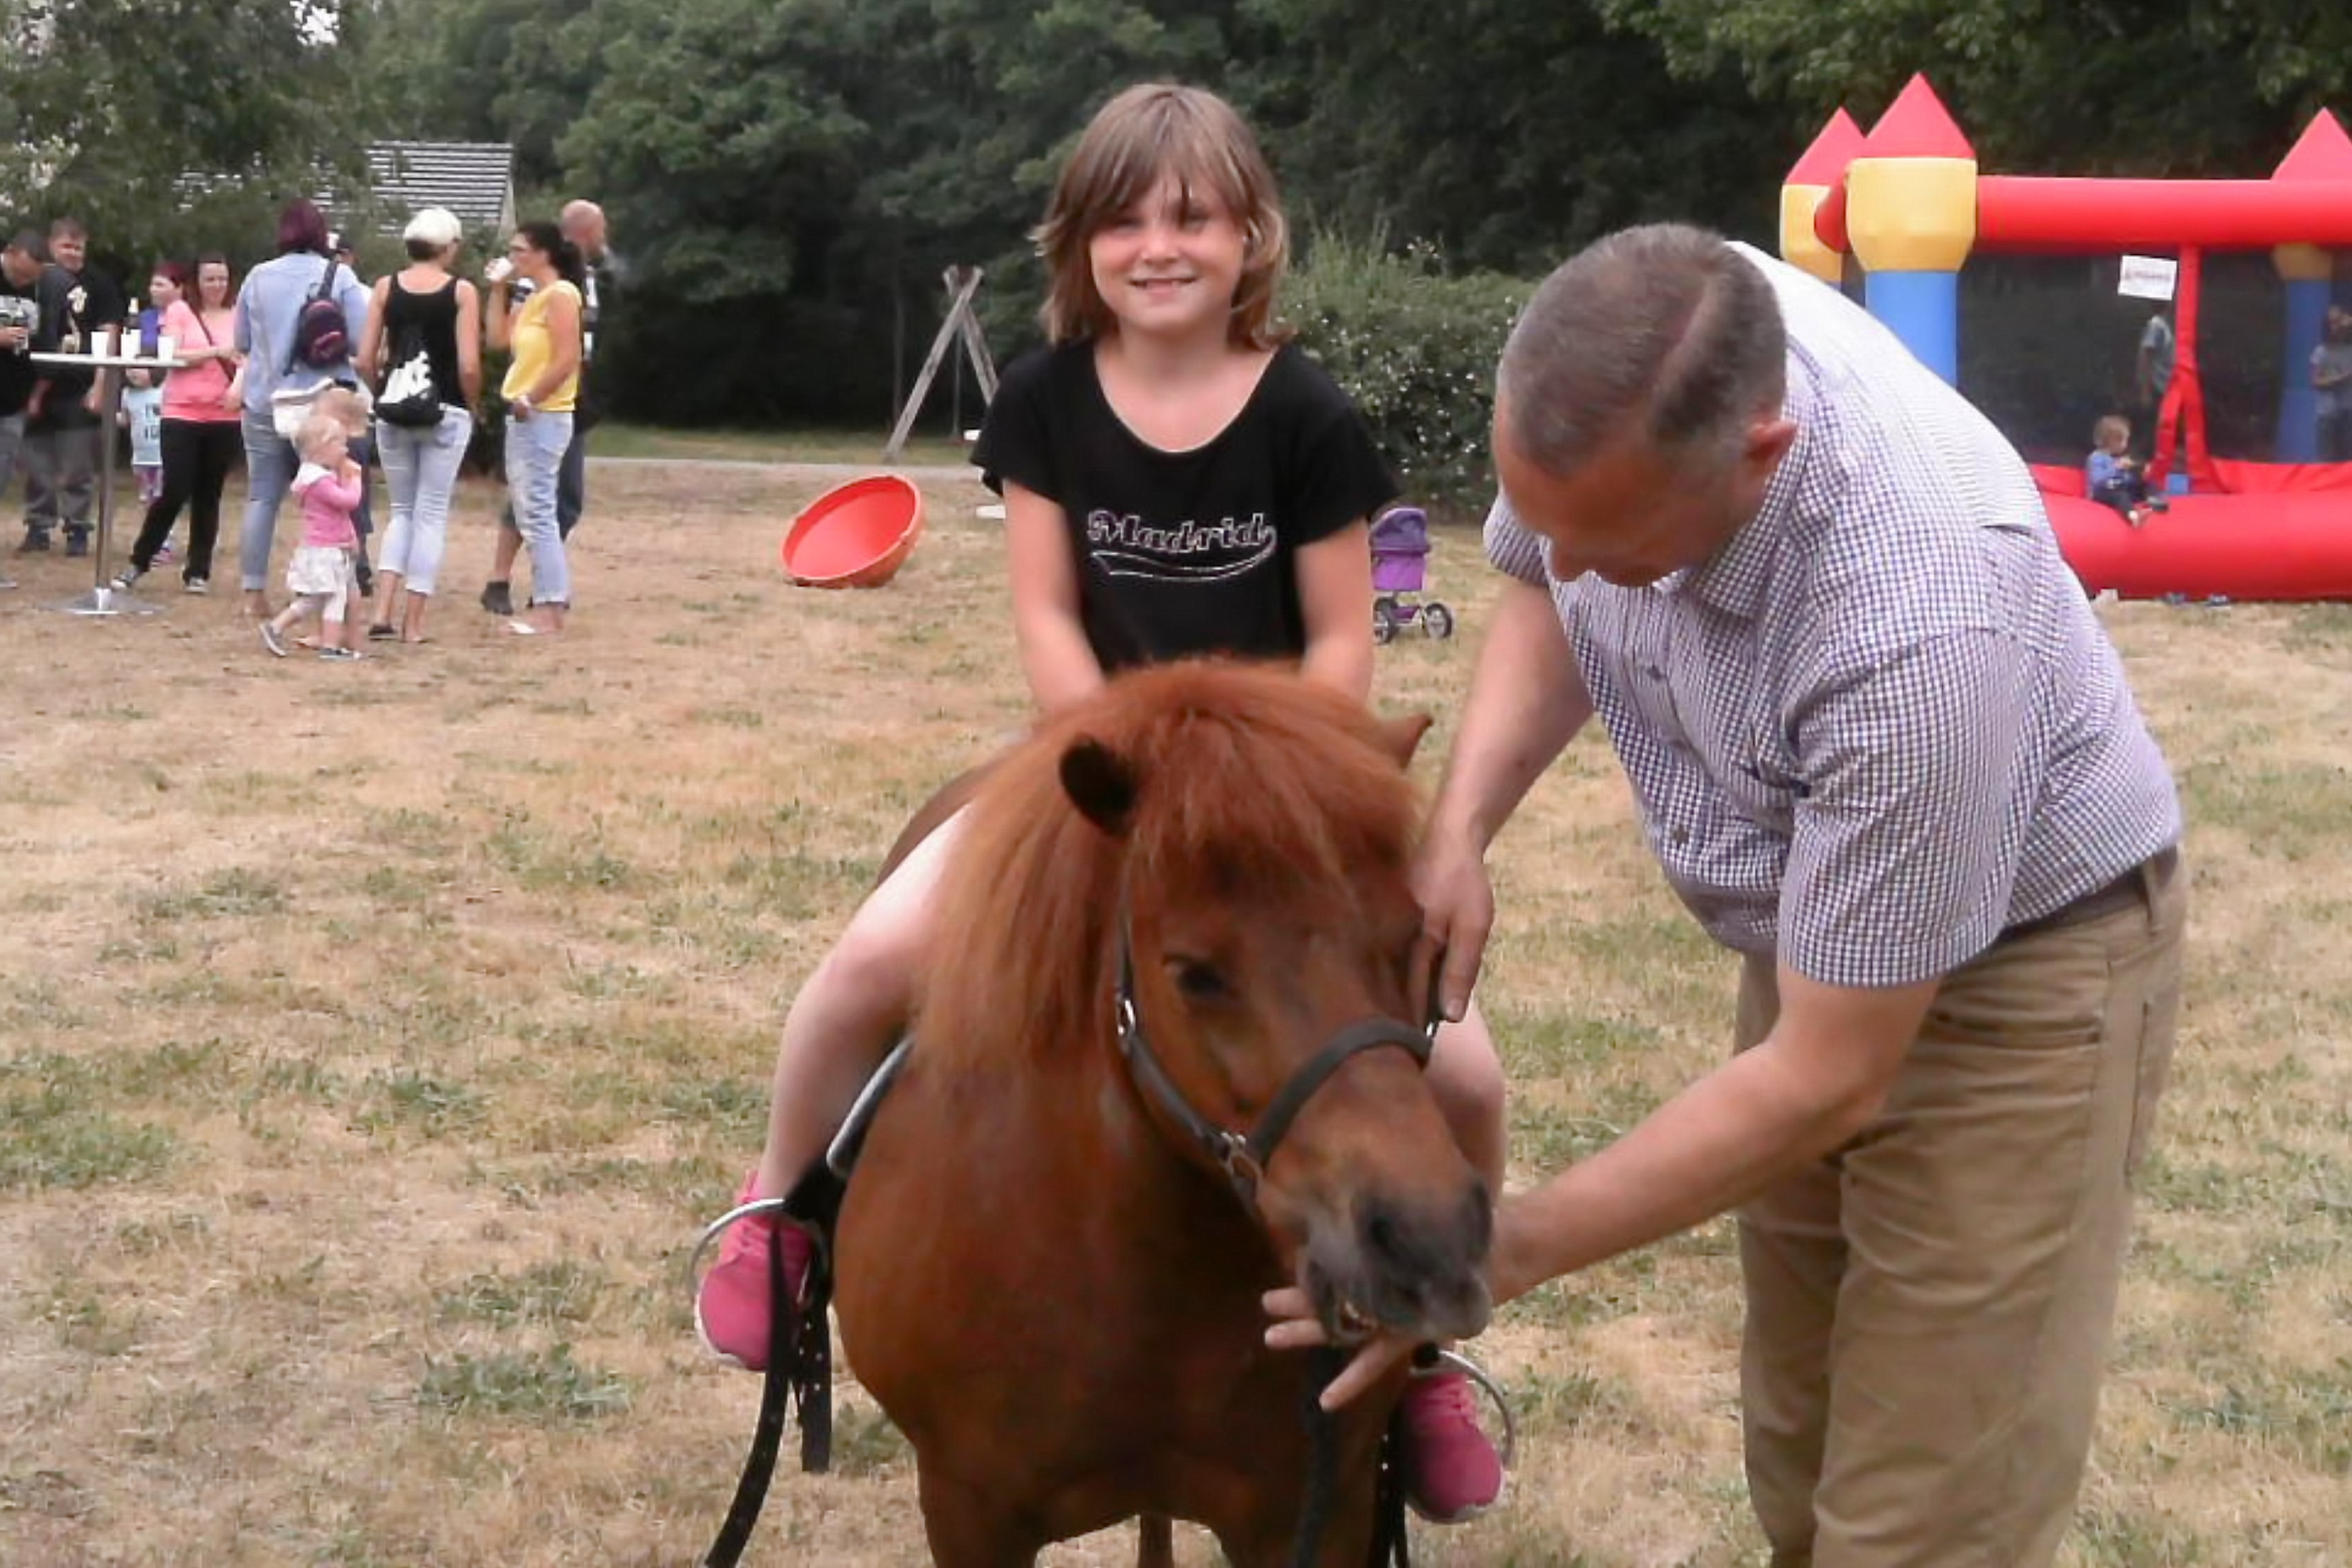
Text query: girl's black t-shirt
973 339 1397 673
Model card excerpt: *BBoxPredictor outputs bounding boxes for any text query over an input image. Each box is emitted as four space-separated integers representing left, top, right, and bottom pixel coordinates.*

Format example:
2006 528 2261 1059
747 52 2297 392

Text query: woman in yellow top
485 220 584 634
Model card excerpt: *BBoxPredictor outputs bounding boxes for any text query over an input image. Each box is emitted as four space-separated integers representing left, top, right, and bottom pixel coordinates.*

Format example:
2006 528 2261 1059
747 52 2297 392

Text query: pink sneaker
1399 1367 1504 1522
695 1172 813 1371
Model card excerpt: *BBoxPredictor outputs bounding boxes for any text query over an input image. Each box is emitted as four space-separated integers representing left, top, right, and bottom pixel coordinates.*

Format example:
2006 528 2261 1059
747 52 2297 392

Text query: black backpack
285 256 351 374
375 315 443 427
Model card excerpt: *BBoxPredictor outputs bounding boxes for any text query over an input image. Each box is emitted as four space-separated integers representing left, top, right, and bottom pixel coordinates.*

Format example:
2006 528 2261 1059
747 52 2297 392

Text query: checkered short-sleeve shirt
1488 244 2181 988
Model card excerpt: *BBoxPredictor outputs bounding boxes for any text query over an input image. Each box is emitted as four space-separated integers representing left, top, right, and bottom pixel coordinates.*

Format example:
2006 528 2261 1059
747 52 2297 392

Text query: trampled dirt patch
1 466 2347 1565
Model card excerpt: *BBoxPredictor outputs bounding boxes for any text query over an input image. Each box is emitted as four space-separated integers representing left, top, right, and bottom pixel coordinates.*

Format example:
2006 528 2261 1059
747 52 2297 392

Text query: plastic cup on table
156 334 176 364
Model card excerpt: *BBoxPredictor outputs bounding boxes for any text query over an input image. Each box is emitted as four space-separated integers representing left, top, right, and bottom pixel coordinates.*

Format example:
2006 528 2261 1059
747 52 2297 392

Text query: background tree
0 0 364 283
1238 0 1791 276
358 0 599 187
1598 0 2352 174
331 0 2352 444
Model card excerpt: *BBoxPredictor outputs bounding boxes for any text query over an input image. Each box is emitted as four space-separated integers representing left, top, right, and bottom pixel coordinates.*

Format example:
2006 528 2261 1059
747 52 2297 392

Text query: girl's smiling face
1086 174 1250 346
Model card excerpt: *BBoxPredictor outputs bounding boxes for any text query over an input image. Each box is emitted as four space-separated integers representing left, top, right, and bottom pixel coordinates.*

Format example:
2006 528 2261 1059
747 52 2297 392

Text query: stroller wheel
1424 601 1455 640
1372 597 1399 645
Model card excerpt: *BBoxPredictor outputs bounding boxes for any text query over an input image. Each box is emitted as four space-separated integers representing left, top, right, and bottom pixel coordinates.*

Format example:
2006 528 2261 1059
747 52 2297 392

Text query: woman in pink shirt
114 254 243 593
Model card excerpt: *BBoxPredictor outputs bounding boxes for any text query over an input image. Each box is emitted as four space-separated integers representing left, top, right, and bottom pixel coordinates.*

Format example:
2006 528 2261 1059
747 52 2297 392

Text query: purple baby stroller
1369 505 1454 645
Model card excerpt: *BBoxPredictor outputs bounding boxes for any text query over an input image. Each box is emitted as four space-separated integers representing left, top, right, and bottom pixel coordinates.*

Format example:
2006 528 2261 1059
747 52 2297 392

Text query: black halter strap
1115 921 1434 1206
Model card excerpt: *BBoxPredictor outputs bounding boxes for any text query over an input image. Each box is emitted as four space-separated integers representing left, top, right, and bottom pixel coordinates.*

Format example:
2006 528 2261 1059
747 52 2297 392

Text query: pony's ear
1374 712 1435 769
1060 737 1140 837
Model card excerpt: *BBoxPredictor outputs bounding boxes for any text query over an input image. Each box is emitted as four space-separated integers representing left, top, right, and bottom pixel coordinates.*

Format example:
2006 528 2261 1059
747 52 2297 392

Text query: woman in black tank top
355 207 483 643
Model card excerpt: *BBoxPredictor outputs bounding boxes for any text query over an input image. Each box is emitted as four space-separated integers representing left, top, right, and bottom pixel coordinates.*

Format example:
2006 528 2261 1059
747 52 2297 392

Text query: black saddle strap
701 1162 843 1568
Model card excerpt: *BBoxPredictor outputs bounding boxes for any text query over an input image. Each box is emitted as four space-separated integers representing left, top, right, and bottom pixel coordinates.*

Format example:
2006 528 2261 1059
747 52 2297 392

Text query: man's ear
1745 415 1799 477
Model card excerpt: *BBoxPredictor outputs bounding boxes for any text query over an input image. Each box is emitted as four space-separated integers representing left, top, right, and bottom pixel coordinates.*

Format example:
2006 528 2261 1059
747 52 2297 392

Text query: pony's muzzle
1308 1181 1494 1345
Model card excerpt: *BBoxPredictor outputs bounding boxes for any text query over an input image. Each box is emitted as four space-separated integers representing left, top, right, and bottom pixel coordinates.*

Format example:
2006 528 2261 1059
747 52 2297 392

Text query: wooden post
884 266 999 461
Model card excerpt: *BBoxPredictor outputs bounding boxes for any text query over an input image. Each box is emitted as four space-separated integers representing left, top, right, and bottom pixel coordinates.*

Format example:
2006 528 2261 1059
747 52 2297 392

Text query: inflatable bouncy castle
1784 78 2352 603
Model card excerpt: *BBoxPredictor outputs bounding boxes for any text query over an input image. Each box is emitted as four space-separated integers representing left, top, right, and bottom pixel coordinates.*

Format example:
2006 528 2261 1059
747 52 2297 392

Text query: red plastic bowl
781 475 926 588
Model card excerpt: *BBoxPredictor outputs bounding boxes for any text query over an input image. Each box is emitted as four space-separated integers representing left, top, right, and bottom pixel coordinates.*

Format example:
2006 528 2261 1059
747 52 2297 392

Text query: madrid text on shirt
1084 509 1276 583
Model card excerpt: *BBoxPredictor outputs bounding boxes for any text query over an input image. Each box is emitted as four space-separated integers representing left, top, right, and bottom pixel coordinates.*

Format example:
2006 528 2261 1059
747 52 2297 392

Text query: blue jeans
238 412 300 592
376 406 473 597
505 410 573 607
498 417 590 540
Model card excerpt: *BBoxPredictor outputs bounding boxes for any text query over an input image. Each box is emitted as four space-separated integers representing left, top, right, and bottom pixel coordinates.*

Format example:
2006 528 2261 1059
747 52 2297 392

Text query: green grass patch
2167 1362 2352 1471
415 1344 631 1421
482 812 636 893
2174 760 2352 852
353 1070 489 1141
435 1260 608 1328
142 868 289 923
0 1102 177 1189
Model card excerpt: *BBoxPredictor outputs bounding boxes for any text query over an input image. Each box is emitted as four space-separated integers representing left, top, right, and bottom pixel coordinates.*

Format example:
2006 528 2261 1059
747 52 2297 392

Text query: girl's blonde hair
313 385 370 434
2093 413 2130 452
1033 83 1291 350
295 413 347 460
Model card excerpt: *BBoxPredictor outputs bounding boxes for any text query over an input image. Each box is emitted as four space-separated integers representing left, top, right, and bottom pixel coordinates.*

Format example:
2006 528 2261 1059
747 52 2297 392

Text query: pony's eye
1168 958 1229 1001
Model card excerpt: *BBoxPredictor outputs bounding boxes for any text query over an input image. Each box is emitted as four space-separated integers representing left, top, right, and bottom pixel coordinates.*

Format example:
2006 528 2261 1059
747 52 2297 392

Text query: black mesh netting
1953 252 2287 468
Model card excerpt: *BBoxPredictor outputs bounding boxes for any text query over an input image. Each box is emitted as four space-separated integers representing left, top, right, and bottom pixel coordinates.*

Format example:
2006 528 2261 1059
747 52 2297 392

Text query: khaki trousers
1735 852 2185 1567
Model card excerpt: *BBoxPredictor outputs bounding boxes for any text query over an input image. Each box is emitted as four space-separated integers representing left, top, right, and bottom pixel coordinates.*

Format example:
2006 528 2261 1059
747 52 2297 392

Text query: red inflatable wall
2034 466 2352 601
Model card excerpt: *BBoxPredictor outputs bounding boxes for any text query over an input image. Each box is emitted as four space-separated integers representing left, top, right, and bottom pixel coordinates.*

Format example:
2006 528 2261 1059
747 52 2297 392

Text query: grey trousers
0 410 24 503
24 421 100 538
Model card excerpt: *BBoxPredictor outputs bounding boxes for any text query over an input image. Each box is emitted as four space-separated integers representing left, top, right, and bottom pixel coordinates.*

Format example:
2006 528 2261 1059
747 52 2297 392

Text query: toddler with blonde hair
260 414 367 660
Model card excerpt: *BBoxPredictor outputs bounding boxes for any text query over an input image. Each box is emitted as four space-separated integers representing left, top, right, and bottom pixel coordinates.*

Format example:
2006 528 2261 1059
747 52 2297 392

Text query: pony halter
1113 918 1437 1206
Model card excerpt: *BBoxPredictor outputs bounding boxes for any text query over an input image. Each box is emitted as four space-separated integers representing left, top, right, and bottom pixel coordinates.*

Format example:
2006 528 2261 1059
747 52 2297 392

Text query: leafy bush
1284 233 1530 520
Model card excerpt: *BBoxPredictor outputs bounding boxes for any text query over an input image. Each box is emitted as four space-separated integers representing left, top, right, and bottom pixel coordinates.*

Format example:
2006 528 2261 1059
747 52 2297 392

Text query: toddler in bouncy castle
261 415 367 661
2086 413 2169 528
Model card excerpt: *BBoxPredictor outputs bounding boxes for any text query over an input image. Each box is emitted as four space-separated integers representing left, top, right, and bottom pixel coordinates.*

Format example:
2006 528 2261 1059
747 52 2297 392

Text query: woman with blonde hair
357 208 482 643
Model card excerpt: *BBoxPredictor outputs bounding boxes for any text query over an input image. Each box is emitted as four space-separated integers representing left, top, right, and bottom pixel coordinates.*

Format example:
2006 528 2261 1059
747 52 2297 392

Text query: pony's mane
920 662 1422 1070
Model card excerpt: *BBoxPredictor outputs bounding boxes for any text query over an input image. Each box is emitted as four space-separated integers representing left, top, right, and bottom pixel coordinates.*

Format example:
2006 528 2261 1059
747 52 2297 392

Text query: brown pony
831 661 1493 1567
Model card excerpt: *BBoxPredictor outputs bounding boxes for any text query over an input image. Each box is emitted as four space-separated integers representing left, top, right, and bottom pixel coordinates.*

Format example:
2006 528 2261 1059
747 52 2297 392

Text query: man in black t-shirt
22 217 124 557
555 199 610 539
0 230 44 587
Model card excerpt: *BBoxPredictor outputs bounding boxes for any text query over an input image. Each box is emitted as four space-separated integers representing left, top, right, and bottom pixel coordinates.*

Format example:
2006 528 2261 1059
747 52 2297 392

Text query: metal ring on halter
1404 1348 1519 1523
686 1196 823 1307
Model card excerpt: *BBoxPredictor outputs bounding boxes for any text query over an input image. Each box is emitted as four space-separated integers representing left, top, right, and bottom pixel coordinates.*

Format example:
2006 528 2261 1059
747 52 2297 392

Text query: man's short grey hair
1499 223 1787 475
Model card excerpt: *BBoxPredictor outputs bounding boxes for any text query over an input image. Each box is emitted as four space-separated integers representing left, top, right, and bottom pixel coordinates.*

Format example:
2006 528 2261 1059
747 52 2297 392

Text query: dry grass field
1 461 2347 1567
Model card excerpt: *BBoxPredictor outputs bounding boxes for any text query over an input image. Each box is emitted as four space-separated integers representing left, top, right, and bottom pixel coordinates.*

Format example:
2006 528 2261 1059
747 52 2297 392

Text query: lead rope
1290 1348 1414 1568
1289 1347 1346 1567
1289 951 1456 1567
699 1165 842 1568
